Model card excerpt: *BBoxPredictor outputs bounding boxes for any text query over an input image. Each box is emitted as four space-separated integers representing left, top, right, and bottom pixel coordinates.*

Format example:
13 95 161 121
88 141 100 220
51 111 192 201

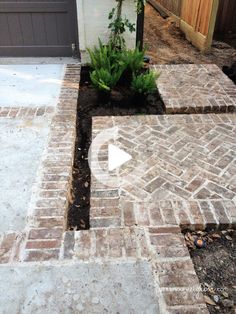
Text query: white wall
77 0 137 63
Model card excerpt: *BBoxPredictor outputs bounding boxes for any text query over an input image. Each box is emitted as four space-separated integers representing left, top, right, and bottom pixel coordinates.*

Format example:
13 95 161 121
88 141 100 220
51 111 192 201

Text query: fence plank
148 0 182 16
180 0 219 51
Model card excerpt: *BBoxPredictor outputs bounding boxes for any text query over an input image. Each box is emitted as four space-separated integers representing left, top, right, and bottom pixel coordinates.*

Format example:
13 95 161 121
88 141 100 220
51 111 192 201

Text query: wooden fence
150 0 181 16
180 0 219 51
148 0 219 52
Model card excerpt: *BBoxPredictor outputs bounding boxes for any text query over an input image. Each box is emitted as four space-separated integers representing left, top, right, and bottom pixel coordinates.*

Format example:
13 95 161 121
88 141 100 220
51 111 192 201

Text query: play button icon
108 144 132 171
88 127 134 187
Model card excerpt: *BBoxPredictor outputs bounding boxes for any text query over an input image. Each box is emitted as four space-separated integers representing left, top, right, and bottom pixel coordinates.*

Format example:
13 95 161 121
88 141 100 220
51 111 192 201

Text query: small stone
213 295 220 303
204 295 216 305
222 291 229 298
197 231 206 236
222 299 234 308
194 238 206 248
212 233 221 239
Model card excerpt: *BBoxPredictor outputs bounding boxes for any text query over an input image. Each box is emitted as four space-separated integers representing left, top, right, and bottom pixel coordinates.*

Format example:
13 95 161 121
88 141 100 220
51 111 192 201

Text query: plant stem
117 0 123 16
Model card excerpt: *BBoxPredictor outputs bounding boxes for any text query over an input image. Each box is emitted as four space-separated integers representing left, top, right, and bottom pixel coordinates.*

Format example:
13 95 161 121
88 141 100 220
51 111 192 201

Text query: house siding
77 0 137 63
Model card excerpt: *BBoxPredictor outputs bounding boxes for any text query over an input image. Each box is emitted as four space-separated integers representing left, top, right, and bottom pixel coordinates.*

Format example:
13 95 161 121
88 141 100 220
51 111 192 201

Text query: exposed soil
144 3 236 68
67 67 164 230
185 230 236 314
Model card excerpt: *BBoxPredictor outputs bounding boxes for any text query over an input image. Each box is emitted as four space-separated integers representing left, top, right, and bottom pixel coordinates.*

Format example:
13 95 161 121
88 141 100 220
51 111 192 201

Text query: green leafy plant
87 39 117 70
108 0 146 50
131 71 160 95
108 1 136 50
120 46 146 74
90 67 123 92
88 39 125 92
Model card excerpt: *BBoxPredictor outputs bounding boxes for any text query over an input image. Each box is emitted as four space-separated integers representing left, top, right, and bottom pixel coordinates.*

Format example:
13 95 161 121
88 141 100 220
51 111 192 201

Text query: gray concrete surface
0 117 50 232
0 261 159 314
0 63 66 232
0 57 79 65
0 64 64 107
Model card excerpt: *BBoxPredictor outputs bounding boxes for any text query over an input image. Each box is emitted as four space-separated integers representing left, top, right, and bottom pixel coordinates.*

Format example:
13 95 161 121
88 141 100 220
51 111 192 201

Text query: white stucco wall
77 0 137 63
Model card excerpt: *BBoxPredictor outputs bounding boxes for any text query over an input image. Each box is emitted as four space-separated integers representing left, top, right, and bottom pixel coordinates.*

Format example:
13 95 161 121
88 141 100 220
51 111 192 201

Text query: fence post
206 0 219 49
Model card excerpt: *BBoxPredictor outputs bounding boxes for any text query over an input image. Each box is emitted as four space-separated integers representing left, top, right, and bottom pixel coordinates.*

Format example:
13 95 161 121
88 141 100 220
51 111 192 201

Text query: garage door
0 0 78 57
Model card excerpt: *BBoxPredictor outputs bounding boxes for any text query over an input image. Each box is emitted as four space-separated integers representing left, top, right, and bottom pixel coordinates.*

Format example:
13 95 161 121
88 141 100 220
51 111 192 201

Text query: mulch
185 229 236 314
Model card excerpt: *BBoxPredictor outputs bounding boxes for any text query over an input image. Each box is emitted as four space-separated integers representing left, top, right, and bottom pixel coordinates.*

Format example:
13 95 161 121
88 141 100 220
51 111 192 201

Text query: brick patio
0 63 235 313
90 114 236 230
82 112 235 312
154 64 236 114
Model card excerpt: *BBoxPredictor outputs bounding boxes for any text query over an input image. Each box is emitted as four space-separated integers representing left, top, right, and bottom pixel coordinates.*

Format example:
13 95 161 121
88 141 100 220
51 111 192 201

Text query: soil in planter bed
67 66 165 230
185 229 236 314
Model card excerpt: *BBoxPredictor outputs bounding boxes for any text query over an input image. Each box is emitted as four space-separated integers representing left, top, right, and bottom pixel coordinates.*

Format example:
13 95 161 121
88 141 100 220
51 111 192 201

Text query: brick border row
22 64 80 262
0 64 80 263
61 226 208 313
0 106 54 118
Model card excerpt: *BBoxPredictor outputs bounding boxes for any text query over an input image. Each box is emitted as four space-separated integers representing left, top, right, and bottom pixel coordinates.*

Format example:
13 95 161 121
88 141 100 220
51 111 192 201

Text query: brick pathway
1 63 235 313
75 113 232 313
154 64 236 114
91 114 236 231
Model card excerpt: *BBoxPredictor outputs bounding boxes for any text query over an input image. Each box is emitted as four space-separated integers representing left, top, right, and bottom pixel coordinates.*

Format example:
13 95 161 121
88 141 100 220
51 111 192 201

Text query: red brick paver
91 114 236 230
154 64 236 114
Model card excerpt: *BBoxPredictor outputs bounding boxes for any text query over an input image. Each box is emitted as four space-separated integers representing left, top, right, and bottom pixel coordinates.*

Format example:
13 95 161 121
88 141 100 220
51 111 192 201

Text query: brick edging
17 64 80 262
0 106 55 118
60 226 208 313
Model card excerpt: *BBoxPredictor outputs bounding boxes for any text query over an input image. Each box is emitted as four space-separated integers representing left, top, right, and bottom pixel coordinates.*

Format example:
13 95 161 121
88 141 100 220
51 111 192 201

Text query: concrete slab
0 261 159 314
0 65 65 107
0 117 50 232
0 57 79 65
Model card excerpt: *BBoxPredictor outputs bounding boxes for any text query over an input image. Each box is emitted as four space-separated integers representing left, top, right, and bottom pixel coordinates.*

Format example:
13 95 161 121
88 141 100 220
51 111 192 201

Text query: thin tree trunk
117 0 124 18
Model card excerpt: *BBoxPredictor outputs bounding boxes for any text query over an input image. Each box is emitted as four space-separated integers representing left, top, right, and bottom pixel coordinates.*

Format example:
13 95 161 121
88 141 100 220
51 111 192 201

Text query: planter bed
185 229 236 314
67 66 165 230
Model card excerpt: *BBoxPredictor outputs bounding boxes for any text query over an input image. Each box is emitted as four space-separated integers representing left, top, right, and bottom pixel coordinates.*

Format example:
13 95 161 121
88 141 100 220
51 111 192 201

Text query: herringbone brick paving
89 112 236 312
91 114 236 230
154 64 236 114
1 64 235 313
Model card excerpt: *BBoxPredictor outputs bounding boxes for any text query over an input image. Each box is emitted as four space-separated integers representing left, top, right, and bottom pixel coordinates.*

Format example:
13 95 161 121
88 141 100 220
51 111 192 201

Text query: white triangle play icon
108 144 132 171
